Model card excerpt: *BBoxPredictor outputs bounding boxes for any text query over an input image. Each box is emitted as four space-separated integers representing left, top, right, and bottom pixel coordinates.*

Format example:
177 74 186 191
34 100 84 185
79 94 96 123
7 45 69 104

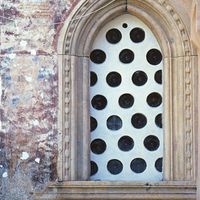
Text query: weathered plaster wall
0 0 77 199
0 0 197 200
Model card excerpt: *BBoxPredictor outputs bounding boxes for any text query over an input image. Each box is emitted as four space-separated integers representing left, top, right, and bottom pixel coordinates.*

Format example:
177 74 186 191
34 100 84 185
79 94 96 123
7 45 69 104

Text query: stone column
191 1 200 199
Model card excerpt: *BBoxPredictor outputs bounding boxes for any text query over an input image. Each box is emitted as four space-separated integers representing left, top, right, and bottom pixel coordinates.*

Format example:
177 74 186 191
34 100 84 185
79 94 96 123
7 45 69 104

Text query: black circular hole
91 139 107 154
132 71 148 86
106 72 122 87
146 49 162 65
106 28 122 44
155 70 162 84
91 95 107 110
90 49 106 64
91 161 98 176
107 159 123 175
90 116 97 131
122 23 128 28
119 93 134 108
107 115 122 131
90 71 98 86
130 27 145 43
119 49 134 64
147 92 162 107
155 157 163 172
130 158 147 173
155 114 162 128
131 113 147 129
118 136 134 151
144 135 160 151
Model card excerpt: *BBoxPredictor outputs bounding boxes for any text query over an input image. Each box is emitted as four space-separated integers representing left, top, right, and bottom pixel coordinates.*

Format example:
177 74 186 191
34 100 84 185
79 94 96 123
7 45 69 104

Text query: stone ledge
35 181 196 200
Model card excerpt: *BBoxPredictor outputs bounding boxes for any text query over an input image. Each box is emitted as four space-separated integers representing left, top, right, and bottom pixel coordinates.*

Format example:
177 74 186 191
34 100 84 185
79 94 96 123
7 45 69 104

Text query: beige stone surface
35 181 196 200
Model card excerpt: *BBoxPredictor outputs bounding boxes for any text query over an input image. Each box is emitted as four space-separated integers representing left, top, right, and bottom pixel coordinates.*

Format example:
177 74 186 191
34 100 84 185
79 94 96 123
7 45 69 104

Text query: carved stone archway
191 1 200 199
36 0 198 199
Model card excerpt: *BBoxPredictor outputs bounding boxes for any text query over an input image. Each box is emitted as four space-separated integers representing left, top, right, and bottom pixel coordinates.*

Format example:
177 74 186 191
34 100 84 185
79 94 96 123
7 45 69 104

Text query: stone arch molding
57 0 197 186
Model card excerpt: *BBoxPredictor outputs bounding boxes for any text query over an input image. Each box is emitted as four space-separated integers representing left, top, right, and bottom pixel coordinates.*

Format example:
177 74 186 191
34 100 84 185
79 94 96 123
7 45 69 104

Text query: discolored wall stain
0 0 77 199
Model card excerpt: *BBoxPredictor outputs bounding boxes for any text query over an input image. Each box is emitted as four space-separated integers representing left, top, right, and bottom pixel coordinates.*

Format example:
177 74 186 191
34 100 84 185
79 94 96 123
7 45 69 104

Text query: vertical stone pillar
191 1 200 199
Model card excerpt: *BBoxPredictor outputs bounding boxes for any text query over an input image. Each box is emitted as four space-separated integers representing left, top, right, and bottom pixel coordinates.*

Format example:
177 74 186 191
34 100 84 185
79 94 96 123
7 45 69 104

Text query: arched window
36 1 197 199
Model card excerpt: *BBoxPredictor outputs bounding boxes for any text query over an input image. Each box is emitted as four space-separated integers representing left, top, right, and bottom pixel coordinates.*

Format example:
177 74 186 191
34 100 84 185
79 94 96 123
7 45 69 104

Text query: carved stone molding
158 0 194 180
191 0 200 50
35 181 196 200
57 0 197 182
42 0 199 199
190 1 200 199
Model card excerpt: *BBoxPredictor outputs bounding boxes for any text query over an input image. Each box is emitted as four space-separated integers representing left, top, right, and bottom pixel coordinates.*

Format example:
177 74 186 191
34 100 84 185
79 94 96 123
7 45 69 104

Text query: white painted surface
20 152 29 160
90 14 163 181
2 172 8 178
35 158 40 163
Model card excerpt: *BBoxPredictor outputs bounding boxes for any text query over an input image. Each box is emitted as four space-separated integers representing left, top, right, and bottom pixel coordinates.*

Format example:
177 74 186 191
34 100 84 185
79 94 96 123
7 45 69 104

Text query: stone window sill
35 181 196 200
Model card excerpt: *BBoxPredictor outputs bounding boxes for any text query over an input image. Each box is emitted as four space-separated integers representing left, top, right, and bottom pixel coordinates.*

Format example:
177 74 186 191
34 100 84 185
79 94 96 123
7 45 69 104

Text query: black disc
106 28 122 44
119 49 134 64
90 49 106 64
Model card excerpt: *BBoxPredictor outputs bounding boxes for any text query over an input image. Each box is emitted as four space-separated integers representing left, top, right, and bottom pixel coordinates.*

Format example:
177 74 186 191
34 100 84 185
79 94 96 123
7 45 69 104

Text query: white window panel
90 14 163 181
